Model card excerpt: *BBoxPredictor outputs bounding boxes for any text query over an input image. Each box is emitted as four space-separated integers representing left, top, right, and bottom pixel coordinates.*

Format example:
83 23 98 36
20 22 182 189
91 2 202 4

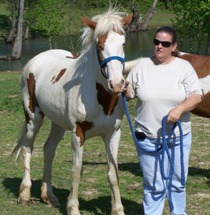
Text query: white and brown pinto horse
125 52 210 117
12 9 132 215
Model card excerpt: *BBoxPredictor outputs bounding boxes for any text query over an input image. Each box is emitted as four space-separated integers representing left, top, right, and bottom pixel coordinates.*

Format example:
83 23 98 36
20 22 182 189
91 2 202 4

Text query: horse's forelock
93 9 126 37
80 8 126 49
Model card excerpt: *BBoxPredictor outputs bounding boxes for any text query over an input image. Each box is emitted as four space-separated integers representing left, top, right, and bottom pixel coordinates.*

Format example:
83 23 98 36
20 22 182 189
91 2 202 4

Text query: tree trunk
128 5 141 32
24 26 30 39
140 0 158 30
6 13 17 43
12 0 24 59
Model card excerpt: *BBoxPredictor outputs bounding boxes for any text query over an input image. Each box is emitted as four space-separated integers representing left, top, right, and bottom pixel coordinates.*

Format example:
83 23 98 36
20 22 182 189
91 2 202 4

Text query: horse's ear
121 13 133 26
80 17 97 30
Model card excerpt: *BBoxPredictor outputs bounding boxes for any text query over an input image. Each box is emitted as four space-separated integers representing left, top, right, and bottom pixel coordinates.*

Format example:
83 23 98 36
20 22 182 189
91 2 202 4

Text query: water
0 30 207 71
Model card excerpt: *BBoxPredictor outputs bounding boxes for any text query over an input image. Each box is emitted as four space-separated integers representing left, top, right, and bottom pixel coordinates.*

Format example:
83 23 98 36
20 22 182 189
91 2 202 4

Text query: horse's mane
80 7 127 50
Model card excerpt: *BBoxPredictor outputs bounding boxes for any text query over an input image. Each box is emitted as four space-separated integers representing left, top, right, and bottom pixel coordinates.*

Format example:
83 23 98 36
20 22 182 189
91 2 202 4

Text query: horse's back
23 49 74 76
180 53 210 78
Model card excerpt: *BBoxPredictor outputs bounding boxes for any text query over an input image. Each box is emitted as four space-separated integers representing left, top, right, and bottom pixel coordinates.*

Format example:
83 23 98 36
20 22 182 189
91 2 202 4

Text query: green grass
0 72 210 215
148 9 175 28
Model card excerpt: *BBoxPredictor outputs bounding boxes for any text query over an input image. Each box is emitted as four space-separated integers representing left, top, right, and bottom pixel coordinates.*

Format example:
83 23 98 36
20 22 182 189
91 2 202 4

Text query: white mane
80 7 127 49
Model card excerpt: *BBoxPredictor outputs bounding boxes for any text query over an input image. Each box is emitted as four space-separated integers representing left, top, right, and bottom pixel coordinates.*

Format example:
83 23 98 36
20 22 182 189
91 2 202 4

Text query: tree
165 0 210 55
12 0 25 59
140 0 158 30
128 0 159 31
6 0 18 43
27 0 67 49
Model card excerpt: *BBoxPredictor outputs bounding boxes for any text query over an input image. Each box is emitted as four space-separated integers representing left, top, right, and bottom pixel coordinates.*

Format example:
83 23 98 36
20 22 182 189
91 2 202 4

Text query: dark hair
155 26 177 44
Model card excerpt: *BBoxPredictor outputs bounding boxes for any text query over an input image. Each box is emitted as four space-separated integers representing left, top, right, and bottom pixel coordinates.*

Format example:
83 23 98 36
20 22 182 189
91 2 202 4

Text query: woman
124 26 203 215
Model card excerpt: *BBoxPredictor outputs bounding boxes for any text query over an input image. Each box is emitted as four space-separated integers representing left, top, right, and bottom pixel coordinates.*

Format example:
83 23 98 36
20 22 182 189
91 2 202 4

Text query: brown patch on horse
192 92 210 118
27 73 39 113
76 121 94 146
97 34 108 64
26 73 45 121
180 54 210 78
51 68 66 84
24 108 30 124
96 83 118 116
179 53 210 118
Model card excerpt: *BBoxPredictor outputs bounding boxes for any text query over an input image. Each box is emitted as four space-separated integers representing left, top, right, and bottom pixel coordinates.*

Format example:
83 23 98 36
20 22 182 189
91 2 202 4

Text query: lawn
0 72 210 214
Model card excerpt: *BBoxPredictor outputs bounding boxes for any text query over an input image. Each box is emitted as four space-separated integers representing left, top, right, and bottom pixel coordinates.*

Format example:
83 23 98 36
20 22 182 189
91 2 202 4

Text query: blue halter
97 48 125 79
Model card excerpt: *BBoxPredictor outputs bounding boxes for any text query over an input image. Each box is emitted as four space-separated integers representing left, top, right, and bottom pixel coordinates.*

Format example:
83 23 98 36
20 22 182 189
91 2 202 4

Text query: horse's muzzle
109 79 125 93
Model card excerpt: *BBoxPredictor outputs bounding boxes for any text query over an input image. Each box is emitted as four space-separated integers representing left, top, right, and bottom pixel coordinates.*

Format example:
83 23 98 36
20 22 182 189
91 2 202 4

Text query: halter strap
96 47 125 79
100 56 125 67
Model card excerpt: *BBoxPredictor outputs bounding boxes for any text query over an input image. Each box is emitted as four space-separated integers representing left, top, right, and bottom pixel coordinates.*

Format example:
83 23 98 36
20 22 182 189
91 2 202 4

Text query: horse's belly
37 90 72 129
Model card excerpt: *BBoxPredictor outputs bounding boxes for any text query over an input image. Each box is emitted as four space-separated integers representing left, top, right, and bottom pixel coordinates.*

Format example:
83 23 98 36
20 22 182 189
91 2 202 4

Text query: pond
0 30 207 71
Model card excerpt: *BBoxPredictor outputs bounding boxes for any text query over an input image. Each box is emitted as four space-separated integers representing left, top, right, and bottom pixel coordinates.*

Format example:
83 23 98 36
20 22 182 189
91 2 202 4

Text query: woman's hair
155 26 177 44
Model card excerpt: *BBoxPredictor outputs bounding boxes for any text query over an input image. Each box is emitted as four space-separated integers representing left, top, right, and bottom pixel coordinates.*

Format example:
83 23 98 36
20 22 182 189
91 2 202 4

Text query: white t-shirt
126 57 203 138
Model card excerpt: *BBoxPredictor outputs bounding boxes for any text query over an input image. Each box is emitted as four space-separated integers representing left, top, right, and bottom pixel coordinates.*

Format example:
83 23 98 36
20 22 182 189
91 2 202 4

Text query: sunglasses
153 38 173 48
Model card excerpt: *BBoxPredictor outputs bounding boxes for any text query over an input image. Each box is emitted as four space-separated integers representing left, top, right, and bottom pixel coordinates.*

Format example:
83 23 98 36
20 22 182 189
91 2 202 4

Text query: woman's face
154 32 177 62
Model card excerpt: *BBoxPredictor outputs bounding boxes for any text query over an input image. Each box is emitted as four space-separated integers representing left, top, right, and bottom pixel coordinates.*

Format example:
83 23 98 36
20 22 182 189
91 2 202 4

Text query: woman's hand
167 94 202 123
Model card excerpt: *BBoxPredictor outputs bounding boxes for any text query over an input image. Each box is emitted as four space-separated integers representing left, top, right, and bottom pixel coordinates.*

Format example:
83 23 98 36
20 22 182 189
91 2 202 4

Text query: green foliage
168 0 210 53
27 0 67 38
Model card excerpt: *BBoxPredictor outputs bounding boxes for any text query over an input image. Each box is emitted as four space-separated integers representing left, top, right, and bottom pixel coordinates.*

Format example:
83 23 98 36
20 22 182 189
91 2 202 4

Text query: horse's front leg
67 133 83 215
41 123 65 207
104 129 125 215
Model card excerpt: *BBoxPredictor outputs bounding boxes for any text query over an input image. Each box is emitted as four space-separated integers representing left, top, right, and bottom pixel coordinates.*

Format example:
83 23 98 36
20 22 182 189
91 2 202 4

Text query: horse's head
81 8 133 93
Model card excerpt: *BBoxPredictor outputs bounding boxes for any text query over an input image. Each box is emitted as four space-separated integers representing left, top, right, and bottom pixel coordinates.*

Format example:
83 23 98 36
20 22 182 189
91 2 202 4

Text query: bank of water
0 30 207 71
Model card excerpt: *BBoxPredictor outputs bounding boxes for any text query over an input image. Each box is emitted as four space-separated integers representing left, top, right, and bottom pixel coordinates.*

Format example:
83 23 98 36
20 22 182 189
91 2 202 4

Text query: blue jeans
135 132 191 215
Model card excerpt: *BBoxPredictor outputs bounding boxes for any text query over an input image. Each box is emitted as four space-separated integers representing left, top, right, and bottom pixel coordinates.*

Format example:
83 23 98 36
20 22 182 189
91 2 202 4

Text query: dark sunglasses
153 38 173 48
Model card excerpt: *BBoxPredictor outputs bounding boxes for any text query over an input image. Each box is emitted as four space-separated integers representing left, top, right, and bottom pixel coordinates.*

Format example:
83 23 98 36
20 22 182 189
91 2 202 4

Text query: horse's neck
79 44 108 89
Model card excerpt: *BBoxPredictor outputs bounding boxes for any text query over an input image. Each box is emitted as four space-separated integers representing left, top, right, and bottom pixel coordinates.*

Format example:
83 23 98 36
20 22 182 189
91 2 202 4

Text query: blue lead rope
161 115 185 186
122 93 185 211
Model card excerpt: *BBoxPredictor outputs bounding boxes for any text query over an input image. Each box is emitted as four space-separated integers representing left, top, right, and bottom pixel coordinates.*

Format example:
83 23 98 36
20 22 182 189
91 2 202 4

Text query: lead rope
122 93 185 211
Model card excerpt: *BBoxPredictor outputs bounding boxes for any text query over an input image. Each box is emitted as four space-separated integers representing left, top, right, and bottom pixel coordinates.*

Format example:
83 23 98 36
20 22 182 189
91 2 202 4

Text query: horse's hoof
67 208 81 215
17 196 29 205
48 199 61 208
42 196 60 207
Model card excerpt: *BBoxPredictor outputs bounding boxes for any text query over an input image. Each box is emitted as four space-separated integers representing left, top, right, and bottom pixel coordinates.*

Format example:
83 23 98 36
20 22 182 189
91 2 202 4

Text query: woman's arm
167 94 203 123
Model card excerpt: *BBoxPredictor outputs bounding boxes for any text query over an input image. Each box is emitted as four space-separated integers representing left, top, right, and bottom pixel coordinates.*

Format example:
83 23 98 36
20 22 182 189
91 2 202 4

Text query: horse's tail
10 121 27 159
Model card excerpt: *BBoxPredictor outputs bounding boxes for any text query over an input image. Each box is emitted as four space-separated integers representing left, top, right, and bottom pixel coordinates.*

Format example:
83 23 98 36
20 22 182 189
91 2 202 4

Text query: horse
12 8 133 215
125 52 210 118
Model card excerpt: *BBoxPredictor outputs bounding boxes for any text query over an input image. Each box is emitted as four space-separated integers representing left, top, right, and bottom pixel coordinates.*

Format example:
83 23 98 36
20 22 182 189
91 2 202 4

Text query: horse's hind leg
16 108 44 205
41 122 65 207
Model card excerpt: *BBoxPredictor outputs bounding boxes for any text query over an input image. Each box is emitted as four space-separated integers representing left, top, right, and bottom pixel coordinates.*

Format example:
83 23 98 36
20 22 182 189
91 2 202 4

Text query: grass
148 9 175 28
0 72 210 215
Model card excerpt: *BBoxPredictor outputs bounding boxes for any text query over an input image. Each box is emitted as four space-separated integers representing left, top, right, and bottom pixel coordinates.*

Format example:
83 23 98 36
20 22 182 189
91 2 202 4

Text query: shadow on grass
83 161 143 177
188 166 210 186
119 162 142 177
2 177 143 215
